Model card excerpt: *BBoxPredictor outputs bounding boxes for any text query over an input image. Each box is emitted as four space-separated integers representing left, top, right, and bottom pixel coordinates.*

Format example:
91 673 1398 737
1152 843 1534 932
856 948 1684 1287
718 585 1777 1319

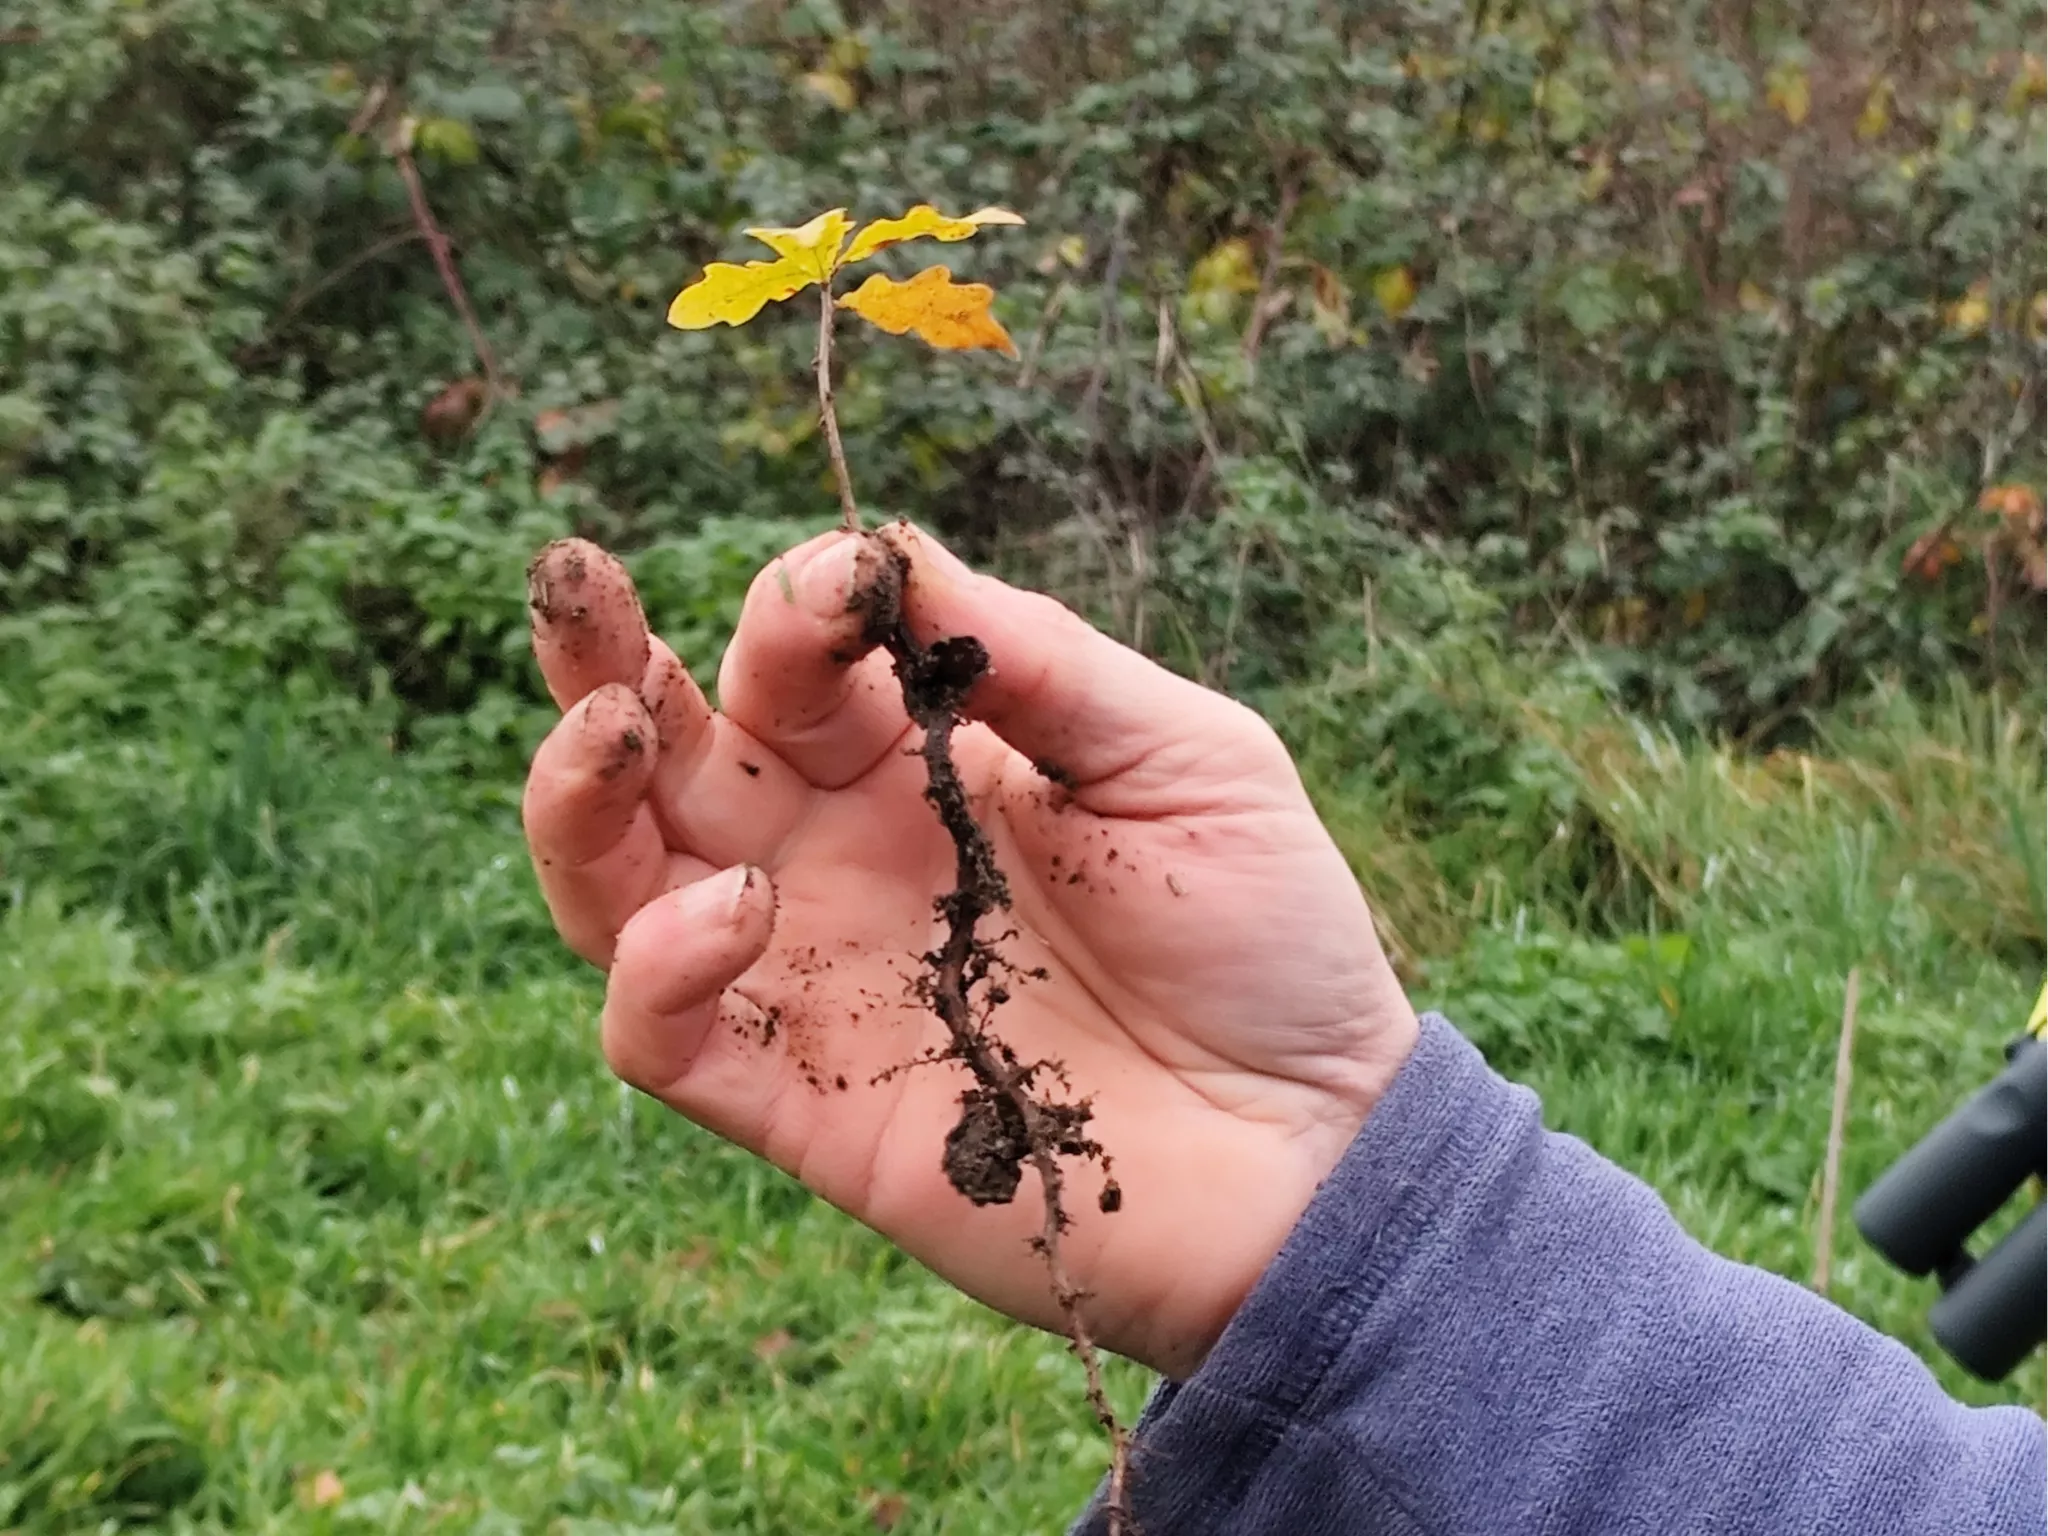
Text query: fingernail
906 527 978 591
797 536 862 620
579 681 645 733
707 864 755 925
526 538 610 629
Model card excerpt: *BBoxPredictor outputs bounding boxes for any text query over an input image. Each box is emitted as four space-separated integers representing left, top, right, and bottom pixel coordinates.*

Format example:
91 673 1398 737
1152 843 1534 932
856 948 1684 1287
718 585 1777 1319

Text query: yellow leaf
829 35 870 73
744 209 854 283
841 266 1018 356
1190 238 1261 299
1857 80 1892 141
1737 280 1773 315
1767 63 1810 126
2012 53 2046 111
666 255 817 330
1057 235 1087 269
1947 281 1992 335
415 117 479 165
801 70 857 111
1373 266 1417 319
842 204 1025 267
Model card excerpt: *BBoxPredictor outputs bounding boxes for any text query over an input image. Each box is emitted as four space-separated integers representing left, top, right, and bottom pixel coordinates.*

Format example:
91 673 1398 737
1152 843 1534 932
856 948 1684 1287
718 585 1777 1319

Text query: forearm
1071 1014 2046 1535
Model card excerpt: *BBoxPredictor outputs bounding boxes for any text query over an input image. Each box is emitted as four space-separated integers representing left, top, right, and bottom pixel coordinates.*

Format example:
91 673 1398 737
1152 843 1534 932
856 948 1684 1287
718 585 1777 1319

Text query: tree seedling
666 206 1136 1531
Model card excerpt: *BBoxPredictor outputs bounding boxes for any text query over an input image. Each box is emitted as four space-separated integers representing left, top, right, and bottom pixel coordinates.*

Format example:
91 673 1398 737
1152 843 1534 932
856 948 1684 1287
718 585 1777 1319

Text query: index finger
528 538 652 709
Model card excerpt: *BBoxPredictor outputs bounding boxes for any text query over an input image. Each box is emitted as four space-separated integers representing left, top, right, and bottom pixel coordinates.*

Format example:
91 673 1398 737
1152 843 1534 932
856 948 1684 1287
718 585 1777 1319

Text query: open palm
523 524 1417 1378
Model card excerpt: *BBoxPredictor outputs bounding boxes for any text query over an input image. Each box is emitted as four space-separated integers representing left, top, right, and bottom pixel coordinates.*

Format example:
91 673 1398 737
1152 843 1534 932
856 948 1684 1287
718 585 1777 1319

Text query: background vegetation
2 0 2042 1529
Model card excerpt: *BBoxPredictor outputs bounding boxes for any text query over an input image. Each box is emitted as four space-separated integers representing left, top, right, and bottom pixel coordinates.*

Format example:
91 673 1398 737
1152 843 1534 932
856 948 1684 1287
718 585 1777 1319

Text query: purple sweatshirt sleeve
1068 1013 2046 1535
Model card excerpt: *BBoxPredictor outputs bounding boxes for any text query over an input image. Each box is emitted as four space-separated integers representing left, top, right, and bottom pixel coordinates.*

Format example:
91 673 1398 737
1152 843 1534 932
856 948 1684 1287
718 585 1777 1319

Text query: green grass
2 675 2042 1531
0 896 1153 1532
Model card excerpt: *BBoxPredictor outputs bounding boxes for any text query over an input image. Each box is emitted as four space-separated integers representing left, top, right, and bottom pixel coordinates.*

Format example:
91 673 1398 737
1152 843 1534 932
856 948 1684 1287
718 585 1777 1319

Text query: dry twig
1813 966 1861 1295
389 132 504 400
816 284 860 531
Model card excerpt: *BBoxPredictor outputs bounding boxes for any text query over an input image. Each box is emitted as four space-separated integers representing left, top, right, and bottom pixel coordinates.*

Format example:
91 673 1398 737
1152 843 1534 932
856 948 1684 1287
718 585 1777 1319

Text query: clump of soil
853 526 1132 1530
941 1087 1030 1205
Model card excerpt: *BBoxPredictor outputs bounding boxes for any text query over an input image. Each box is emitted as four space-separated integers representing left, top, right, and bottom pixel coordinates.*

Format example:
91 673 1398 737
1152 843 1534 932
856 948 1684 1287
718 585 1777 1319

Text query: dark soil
597 723 644 781
1034 758 1078 791
942 1087 1029 1205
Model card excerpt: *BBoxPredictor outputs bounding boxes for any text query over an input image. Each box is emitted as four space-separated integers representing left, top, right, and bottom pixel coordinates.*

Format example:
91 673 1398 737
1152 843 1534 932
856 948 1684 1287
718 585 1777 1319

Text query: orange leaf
842 204 1024 267
841 266 1018 356
666 254 816 330
1901 527 1964 582
1978 483 2042 523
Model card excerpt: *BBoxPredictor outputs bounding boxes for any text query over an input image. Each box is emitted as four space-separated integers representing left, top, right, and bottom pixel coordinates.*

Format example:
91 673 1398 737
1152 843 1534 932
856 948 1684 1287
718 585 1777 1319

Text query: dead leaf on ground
671 1238 718 1270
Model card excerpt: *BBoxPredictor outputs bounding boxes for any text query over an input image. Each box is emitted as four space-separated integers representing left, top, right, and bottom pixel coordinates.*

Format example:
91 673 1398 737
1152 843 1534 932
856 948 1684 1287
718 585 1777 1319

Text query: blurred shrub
0 0 2039 747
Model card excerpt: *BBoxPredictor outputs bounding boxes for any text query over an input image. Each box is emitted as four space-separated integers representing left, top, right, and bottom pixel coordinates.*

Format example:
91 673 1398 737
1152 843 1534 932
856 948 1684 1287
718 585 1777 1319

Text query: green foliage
0 892 1152 1532
3 678 2041 1525
1 0 2039 743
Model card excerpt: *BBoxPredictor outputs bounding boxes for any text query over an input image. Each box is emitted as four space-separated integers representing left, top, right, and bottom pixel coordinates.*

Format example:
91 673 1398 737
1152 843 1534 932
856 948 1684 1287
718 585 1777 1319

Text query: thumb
880 523 1284 802
600 865 776 1097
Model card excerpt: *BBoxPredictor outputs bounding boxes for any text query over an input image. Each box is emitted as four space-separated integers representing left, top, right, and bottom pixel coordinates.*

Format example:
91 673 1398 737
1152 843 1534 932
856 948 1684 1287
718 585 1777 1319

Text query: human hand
521 524 1419 1379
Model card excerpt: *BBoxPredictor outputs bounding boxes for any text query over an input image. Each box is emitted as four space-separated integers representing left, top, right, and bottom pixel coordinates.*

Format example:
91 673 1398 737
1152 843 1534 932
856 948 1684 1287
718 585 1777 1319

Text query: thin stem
391 138 502 398
817 284 860 532
234 228 424 365
1025 1138 1133 1532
